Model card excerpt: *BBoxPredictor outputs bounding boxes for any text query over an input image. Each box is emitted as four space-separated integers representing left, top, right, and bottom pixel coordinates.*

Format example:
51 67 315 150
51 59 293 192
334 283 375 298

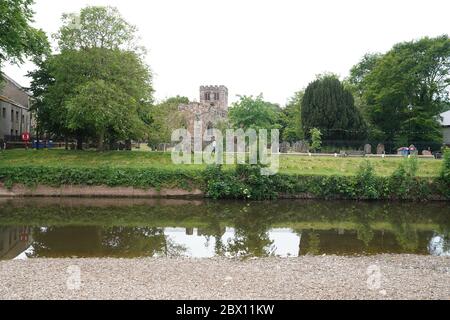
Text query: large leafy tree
349 35 450 151
54 5 140 52
301 75 367 143
280 90 303 142
0 0 48 77
229 95 281 131
66 79 145 150
29 6 153 150
147 96 188 148
30 48 152 150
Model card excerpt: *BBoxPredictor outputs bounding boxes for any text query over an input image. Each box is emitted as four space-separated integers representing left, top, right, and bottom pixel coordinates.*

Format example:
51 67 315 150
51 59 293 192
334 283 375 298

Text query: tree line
1 1 449 152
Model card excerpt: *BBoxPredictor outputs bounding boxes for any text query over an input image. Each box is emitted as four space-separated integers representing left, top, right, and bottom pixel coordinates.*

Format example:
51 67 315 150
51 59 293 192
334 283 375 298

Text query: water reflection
0 198 449 259
0 226 32 259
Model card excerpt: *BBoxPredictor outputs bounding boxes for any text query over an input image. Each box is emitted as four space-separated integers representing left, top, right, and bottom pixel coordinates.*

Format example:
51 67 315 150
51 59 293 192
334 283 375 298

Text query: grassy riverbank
0 149 448 200
0 149 442 176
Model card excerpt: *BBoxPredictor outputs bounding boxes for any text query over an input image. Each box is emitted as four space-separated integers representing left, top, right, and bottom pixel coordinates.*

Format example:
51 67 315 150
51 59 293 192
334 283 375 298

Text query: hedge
0 157 449 201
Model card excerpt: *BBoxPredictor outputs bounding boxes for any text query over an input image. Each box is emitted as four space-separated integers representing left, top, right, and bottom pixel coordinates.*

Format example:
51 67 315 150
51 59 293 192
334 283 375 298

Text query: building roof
1 73 32 96
440 110 450 127
0 95 28 109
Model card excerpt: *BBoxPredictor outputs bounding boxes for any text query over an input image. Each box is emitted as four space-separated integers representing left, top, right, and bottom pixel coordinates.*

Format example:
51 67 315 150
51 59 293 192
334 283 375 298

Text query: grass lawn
0 149 442 177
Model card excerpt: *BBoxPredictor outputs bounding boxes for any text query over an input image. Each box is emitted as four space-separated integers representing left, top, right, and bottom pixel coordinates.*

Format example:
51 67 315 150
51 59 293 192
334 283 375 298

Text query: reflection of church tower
199 85 228 110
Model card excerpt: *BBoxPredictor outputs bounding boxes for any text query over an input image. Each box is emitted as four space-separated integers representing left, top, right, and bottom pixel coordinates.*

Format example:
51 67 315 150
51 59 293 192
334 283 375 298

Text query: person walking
212 139 216 154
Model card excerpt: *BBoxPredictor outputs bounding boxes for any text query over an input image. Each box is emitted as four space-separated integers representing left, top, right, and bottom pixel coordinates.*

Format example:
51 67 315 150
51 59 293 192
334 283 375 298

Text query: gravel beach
0 255 449 300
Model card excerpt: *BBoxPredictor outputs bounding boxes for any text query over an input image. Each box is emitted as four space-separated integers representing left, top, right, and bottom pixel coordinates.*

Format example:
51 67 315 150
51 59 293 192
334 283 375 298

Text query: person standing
212 139 217 154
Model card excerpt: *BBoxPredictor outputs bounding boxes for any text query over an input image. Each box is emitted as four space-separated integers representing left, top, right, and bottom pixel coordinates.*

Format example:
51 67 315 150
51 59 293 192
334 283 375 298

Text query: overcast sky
3 0 450 106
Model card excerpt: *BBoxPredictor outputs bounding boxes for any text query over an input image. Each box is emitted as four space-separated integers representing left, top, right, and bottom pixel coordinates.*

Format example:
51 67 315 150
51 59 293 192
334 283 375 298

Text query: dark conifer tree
301 75 367 144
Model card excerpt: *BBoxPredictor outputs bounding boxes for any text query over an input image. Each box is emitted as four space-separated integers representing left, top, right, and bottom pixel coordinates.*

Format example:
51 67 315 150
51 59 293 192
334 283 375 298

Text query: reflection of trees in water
355 214 375 247
4 199 449 258
393 224 419 252
305 232 320 255
101 226 187 257
386 213 419 253
356 224 374 247
29 226 187 258
223 204 275 258
225 228 274 258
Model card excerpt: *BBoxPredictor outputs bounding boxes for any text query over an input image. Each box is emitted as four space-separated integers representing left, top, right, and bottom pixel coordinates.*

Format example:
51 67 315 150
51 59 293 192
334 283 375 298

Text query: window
214 93 219 100
205 92 211 101
21 114 24 124
2 107 5 118
16 111 19 122
11 110 13 122
15 130 18 136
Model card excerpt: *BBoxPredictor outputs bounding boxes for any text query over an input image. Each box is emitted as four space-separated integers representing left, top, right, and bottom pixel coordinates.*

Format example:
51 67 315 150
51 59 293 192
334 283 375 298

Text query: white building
440 110 450 146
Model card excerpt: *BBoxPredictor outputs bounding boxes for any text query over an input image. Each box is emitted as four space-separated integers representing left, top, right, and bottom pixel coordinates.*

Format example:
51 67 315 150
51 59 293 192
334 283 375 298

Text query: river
0 198 449 259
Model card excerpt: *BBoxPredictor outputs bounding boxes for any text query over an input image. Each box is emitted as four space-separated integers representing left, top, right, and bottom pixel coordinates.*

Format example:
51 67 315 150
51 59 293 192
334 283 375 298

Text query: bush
309 128 322 152
0 161 448 201
355 161 380 199
204 164 278 200
203 165 245 199
0 166 202 191
441 148 450 182
437 149 450 199
388 157 419 199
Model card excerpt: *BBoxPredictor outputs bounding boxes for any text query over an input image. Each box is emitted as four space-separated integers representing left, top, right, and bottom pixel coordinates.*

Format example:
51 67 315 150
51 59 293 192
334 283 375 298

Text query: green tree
0 0 49 77
228 95 280 130
28 6 153 150
301 75 367 143
147 96 188 148
66 79 145 150
281 90 303 142
54 5 140 52
309 128 322 152
348 53 382 100
441 148 450 183
349 35 450 151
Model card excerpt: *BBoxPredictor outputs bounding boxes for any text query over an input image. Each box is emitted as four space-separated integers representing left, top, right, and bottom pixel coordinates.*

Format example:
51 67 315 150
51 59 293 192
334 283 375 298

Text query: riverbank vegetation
0 149 449 201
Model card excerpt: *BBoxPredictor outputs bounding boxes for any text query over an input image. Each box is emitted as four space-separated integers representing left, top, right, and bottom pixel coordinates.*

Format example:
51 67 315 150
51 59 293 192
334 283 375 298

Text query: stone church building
178 85 228 135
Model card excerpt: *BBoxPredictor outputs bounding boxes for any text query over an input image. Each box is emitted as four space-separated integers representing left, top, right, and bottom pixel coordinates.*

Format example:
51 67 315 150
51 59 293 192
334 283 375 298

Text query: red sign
20 232 29 242
21 132 30 141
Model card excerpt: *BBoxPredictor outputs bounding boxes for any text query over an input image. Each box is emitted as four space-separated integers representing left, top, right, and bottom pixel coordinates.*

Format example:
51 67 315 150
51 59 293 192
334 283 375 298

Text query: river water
0 198 449 259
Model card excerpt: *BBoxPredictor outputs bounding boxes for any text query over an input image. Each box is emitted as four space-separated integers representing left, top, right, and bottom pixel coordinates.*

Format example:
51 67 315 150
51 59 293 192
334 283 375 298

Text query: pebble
0 254 448 300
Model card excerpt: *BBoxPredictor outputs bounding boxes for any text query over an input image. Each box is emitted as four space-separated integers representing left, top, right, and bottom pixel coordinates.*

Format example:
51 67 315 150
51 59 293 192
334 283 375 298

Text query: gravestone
280 142 290 153
292 141 309 153
422 150 432 156
364 144 372 155
409 144 418 156
397 147 408 156
376 143 385 155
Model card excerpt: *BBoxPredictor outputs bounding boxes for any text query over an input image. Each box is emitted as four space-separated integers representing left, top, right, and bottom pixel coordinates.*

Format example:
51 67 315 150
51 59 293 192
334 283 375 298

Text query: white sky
3 0 450 106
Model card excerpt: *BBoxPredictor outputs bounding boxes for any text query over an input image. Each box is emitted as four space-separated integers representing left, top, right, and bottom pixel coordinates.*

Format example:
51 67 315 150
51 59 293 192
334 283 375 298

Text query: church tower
199 85 228 110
